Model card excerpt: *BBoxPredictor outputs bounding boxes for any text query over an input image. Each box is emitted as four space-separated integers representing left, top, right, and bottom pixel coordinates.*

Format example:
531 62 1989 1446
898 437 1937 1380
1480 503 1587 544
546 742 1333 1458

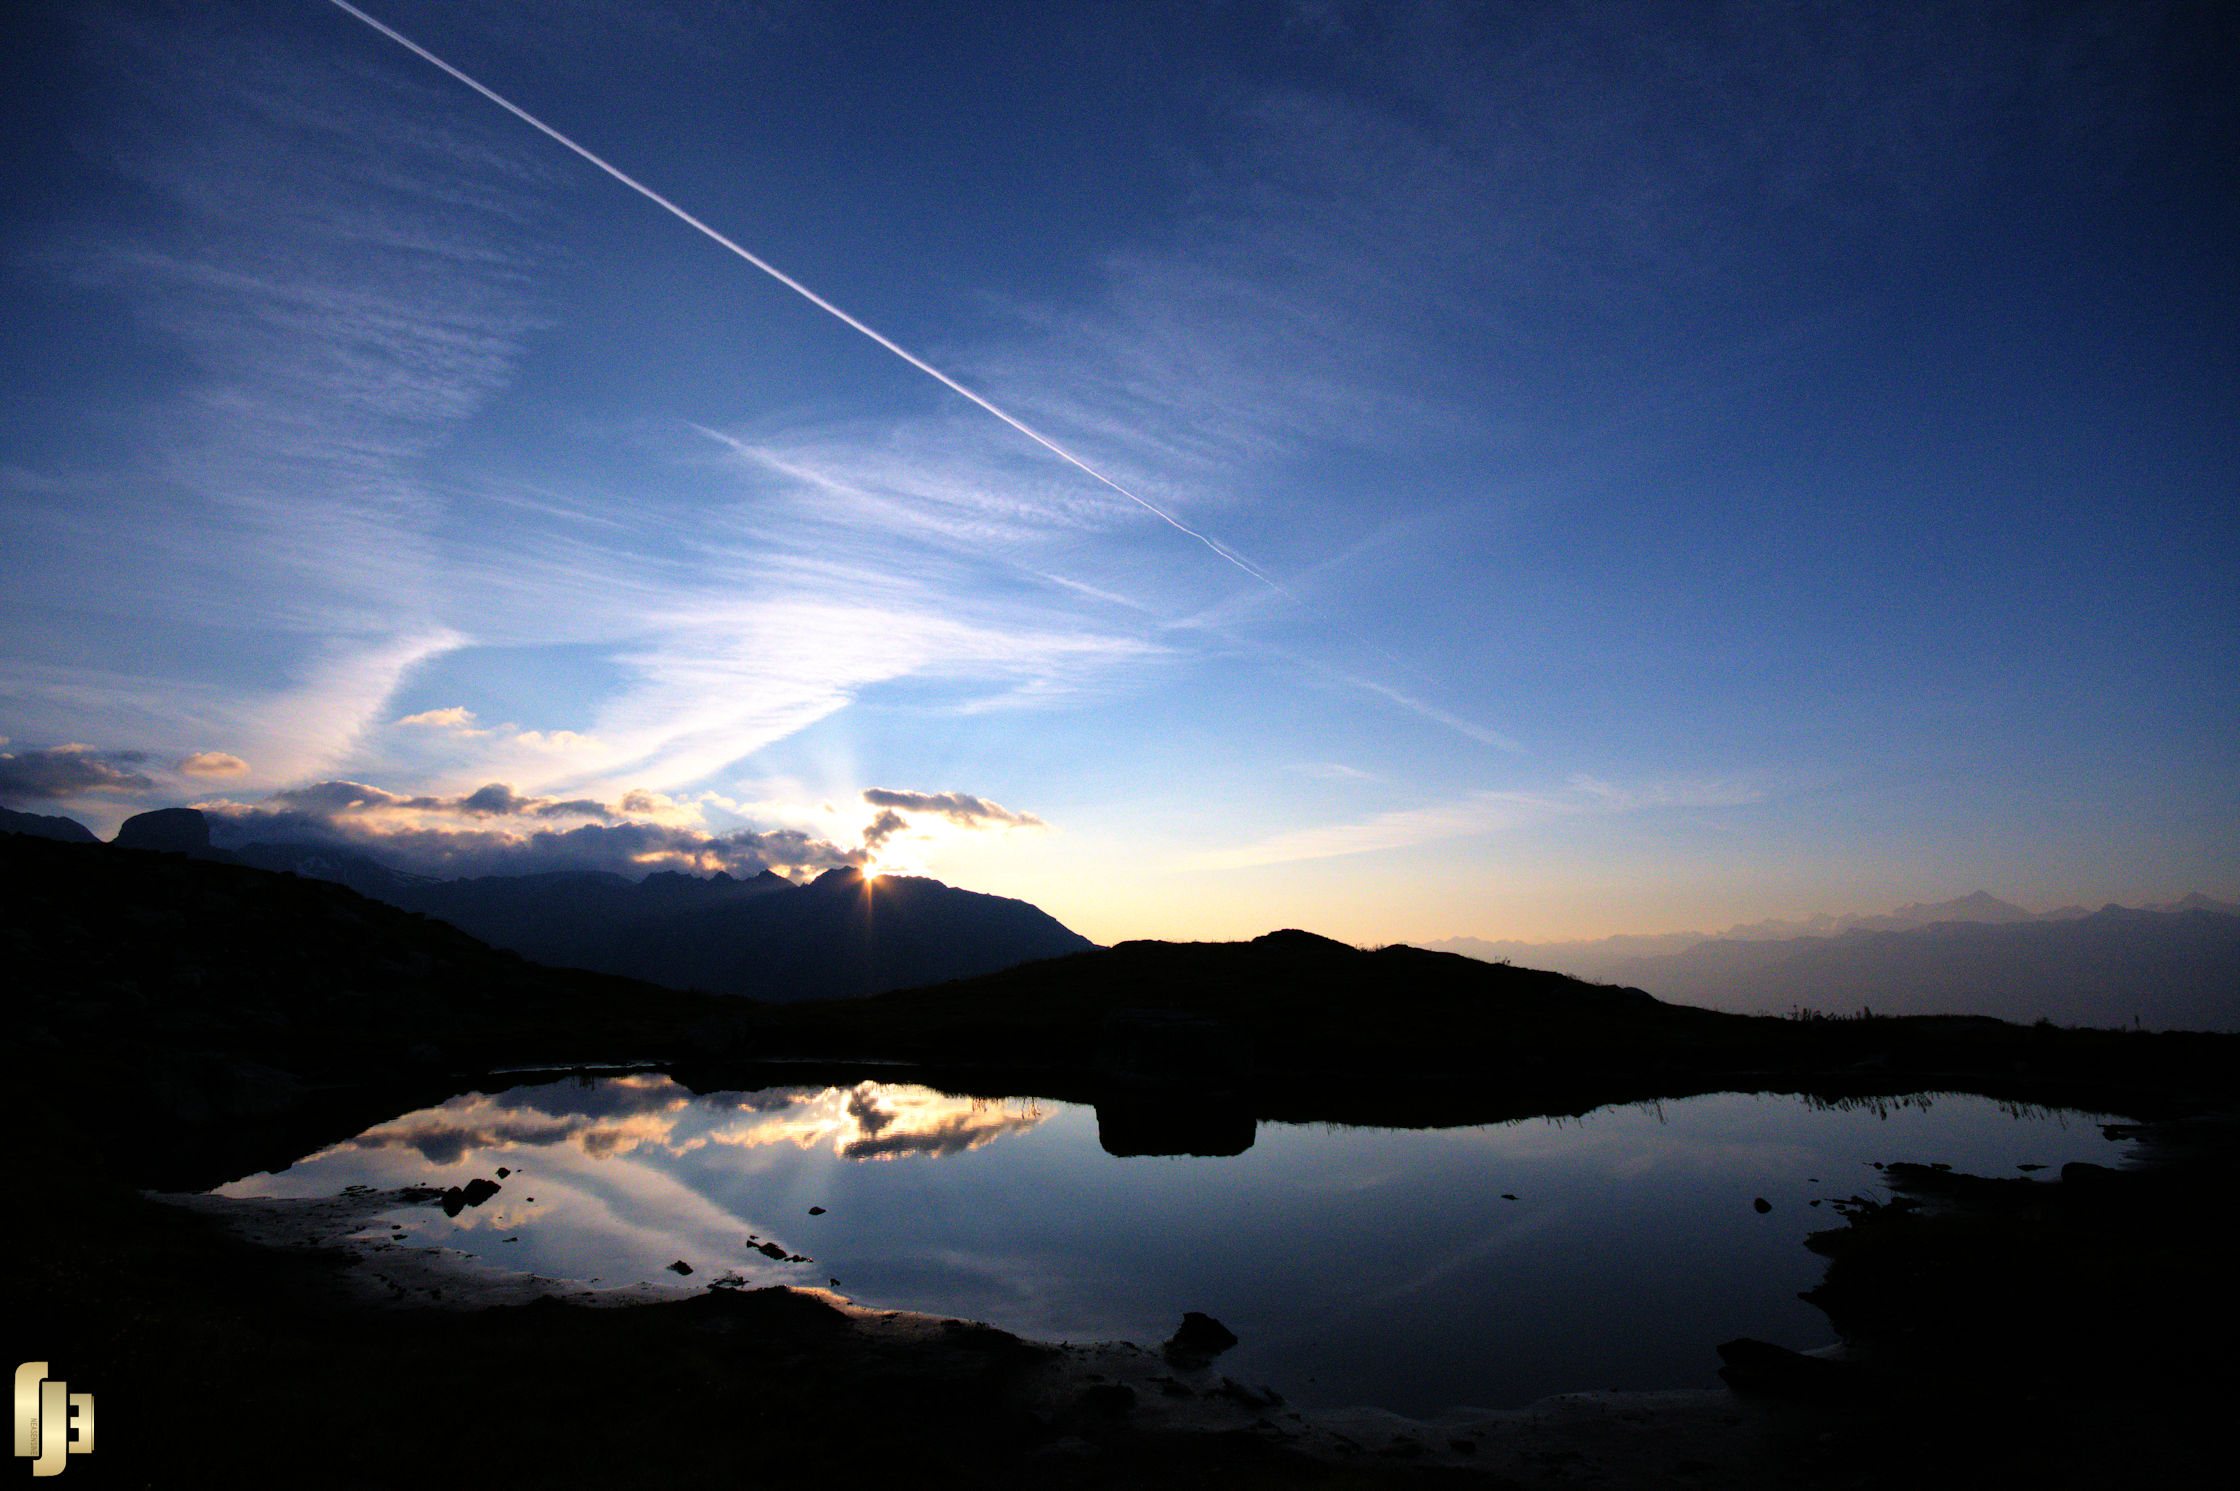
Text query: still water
218 1076 2129 1415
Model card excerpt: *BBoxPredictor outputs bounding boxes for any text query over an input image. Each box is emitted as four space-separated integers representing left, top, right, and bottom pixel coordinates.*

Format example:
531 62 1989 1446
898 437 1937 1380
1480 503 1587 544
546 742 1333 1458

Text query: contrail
324 0 1281 592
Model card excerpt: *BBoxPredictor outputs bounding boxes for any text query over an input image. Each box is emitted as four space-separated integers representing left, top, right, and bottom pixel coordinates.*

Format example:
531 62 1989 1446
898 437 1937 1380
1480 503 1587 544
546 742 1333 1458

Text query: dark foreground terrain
10 830 2237 1486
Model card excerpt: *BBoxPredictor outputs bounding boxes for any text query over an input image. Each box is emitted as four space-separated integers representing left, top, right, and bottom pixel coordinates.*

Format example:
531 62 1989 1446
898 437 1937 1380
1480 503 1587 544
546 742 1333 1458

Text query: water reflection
1094 1096 1256 1157
220 1080 2130 1416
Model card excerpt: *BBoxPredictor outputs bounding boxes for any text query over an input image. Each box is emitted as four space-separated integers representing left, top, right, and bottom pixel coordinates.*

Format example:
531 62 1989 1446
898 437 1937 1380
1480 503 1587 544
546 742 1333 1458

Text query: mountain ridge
93 808 1095 1001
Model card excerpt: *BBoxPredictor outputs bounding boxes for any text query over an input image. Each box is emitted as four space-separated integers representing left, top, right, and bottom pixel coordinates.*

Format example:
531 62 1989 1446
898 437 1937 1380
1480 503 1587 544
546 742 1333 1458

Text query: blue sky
2 0 2233 945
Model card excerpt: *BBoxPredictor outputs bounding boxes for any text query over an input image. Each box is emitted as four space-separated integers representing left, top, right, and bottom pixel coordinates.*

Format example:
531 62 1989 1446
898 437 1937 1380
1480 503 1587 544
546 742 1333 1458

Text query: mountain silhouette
0 805 99 843
202 817 1091 1000
1597 909 2240 1030
380 862 1094 1000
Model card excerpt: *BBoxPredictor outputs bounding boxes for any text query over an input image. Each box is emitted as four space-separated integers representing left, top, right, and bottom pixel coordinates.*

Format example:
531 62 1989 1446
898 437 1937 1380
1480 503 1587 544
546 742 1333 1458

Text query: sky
1 0 2234 946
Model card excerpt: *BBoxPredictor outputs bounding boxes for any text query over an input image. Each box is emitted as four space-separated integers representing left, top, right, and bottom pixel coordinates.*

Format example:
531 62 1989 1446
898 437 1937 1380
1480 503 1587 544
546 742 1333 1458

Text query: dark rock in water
1753 1196 1773 1213
807 1205 825 1215
1163 1311 1239 1363
754 1241 790 1261
668 1259 694 1275
439 1177 502 1217
496 1167 510 1178
114 807 211 854
1716 1338 1858 1400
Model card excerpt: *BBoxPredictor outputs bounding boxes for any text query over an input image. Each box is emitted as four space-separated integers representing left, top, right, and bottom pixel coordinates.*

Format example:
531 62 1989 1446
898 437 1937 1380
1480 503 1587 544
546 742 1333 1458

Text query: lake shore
11 833 2235 1485
38 1097 2222 1487
126 1174 1832 1488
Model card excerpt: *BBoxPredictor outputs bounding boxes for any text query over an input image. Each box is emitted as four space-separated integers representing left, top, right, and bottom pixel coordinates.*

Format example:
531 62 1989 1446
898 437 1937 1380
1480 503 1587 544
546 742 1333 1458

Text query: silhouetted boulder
1163 1312 1239 1364
114 807 211 854
439 1177 502 1217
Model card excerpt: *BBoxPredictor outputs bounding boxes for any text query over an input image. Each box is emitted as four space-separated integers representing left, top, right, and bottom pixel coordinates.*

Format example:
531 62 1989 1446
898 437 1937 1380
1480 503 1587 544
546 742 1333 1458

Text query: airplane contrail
324 0 1281 592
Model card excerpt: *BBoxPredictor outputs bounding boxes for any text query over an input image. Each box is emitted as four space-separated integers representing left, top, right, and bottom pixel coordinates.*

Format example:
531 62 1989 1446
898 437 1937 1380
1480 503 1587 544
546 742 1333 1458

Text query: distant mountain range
1430 891 2240 1031
3 805 1093 1002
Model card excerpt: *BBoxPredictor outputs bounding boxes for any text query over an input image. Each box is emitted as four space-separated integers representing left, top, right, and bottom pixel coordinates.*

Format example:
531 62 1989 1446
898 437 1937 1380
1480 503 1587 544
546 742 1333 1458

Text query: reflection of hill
1094 1097 1256 1158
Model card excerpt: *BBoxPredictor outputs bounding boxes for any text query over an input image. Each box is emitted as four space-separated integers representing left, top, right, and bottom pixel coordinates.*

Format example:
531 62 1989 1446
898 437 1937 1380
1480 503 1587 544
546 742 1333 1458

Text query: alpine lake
214 1074 2133 1417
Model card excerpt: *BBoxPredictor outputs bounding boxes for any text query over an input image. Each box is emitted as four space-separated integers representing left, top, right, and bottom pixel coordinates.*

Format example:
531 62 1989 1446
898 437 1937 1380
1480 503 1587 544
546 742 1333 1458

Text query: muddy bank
114 1179 1830 1489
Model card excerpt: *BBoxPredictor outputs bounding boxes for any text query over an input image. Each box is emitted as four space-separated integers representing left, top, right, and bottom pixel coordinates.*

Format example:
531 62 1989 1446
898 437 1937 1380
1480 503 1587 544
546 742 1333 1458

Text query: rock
438 1177 502 1217
668 1259 694 1275
754 1241 790 1261
808 1205 825 1215
1716 1338 1858 1401
114 807 212 853
1753 1197 1772 1213
1163 1311 1240 1363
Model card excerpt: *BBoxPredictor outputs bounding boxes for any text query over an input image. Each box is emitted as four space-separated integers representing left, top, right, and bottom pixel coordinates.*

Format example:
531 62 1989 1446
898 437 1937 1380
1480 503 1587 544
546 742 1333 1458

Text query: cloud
395 706 484 732
0 746 155 801
457 782 538 817
860 808 910 854
270 780 427 814
200 776 866 880
859 787 1047 853
1196 776 1769 870
177 752 249 777
861 788 1047 829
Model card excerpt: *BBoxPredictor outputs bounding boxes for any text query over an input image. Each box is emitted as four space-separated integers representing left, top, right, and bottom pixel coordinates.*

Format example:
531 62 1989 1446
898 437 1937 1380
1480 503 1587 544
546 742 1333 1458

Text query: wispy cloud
1195 776 1768 870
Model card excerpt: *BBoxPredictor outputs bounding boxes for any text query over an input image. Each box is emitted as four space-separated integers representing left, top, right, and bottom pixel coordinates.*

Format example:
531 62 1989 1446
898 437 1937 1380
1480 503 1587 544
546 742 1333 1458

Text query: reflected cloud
709 1083 1044 1161
319 1078 1045 1173
332 1073 701 1165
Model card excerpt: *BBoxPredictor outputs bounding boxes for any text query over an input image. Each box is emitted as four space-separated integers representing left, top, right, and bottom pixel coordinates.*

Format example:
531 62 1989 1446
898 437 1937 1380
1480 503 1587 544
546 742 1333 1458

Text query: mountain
380 863 1093 1001
1424 892 2052 984
1597 908 2240 1031
0 805 99 843
174 812 1096 1001
1431 890 2240 1029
